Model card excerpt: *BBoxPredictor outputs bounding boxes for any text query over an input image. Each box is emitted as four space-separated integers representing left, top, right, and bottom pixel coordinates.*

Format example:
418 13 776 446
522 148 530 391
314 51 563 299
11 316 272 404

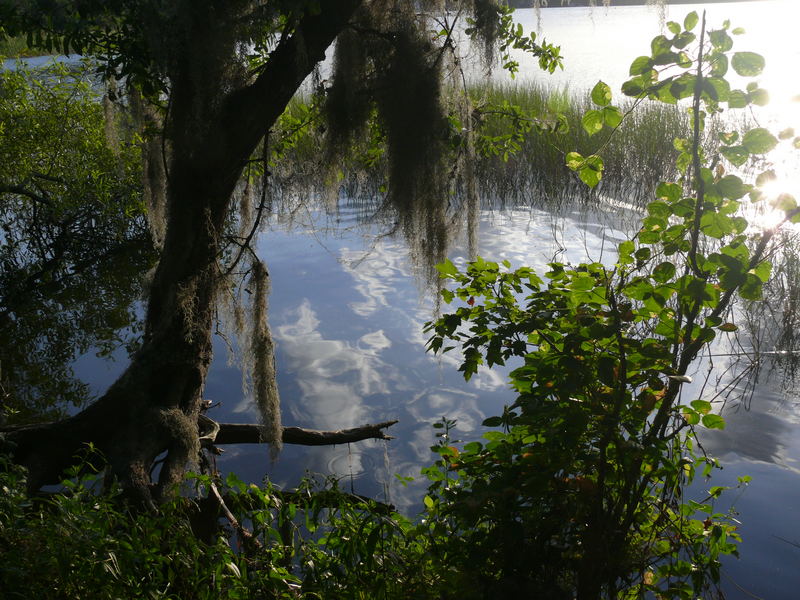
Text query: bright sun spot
750 177 800 231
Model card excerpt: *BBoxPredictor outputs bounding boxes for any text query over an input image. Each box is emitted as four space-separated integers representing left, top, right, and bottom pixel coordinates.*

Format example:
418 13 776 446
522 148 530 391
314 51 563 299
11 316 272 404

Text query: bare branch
0 184 51 205
215 420 398 446
1 419 398 447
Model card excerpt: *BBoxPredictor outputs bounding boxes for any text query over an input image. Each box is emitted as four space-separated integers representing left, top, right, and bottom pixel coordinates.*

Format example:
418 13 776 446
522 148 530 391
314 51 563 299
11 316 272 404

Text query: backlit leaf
731 52 765 76
702 414 726 430
582 109 604 135
591 80 612 107
742 128 777 154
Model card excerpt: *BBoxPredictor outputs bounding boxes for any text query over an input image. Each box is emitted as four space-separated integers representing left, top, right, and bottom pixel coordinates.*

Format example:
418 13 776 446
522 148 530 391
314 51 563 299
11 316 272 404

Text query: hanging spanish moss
471 0 503 67
244 257 282 459
129 87 167 249
102 78 120 156
323 24 372 169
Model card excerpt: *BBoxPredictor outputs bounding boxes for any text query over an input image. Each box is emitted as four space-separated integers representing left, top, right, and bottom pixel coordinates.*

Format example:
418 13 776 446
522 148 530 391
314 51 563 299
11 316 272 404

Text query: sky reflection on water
64 2 800 597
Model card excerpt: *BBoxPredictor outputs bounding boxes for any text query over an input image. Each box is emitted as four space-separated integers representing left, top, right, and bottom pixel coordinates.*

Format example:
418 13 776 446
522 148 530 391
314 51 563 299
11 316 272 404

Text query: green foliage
0 60 153 423
0 452 440 599
0 33 39 57
423 12 796 598
0 452 304 599
466 1 562 77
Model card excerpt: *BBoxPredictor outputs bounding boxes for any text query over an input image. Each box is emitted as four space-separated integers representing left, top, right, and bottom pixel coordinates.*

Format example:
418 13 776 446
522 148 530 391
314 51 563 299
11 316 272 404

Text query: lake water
66 1 800 598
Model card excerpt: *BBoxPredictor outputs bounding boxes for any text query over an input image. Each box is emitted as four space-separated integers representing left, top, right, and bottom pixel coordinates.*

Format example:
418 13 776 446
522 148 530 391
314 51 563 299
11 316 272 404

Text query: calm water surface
72 2 800 598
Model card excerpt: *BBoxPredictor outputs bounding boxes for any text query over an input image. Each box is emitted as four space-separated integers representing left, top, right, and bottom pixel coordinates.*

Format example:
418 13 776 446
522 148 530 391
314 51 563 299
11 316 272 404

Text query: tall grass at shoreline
270 79 719 214
470 80 694 208
0 35 40 58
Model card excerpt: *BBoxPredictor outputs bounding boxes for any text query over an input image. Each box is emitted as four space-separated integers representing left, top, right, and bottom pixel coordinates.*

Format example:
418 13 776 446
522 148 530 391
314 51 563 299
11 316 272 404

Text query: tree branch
214 420 398 446
219 0 364 167
0 184 52 205
0 419 399 447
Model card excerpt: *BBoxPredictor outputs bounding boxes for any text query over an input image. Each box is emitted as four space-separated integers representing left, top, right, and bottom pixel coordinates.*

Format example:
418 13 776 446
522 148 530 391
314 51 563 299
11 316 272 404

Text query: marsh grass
269 80 739 215
470 80 697 208
0 35 40 58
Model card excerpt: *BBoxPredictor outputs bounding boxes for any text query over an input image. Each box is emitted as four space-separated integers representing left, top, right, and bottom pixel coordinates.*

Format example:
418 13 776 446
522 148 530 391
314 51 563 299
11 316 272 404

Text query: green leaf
702 414 726 430
720 145 749 167
710 54 728 77
666 21 681 35
717 175 746 200
756 169 777 187
731 52 766 76
749 88 770 106
566 151 584 171
656 182 681 203
622 78 645 97
718 323 738 332
569 154 604 188
482 416 503 427
591 80 612 107
739 273 763 300
653 51 679 66
774 193 797 213
647 200 671 218
436 259 459 278
651 35 672 57
702 77 730 102
691 400 712 414
684 11 699 31
742 128 778 154
652 261 676 283
672 31 696 50
618 240 635 265
709 29 733 52
602 106 622 128
629 55 654 76
728 89 749 108
751 260 771 283
581 109 604 135
578 165 602 188
676 51 693 69
700 212 733 239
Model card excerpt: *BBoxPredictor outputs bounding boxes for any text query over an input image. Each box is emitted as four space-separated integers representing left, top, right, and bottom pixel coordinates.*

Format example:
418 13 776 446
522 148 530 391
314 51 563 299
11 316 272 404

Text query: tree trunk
5 0 366 504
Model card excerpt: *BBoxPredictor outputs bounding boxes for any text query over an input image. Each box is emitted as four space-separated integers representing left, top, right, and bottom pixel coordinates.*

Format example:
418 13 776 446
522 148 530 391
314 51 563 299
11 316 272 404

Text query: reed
269 79 733 215
469 79 696 208
0 35 39 58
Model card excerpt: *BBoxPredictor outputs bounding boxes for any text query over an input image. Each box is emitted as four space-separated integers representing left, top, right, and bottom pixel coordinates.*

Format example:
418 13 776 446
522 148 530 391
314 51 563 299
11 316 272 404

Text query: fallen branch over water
214 420 399 446
0 419 399 448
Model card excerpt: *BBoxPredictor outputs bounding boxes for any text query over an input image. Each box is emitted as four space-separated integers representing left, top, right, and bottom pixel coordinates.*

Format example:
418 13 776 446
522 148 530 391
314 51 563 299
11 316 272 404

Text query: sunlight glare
751 177 800 232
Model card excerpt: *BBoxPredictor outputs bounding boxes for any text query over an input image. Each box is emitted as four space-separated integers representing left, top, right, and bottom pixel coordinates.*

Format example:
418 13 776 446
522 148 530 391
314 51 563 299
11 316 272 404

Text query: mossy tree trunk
6 0 365 505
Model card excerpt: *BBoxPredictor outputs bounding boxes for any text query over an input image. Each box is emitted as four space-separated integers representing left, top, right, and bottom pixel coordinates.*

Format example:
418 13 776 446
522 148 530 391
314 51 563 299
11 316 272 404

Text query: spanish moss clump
323 26 372 168
245 257 282 459
129 87 167 248
470 0 503 67
102 81 119 156
376 22 453 287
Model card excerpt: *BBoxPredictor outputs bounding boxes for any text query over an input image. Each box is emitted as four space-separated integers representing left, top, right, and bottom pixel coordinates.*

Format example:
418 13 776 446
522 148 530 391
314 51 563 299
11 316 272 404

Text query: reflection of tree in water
0 62 154 423
695 229 800 426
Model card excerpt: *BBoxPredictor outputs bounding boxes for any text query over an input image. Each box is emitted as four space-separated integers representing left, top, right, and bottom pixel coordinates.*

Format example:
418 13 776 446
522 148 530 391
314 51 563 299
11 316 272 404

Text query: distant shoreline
509 0 773 7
